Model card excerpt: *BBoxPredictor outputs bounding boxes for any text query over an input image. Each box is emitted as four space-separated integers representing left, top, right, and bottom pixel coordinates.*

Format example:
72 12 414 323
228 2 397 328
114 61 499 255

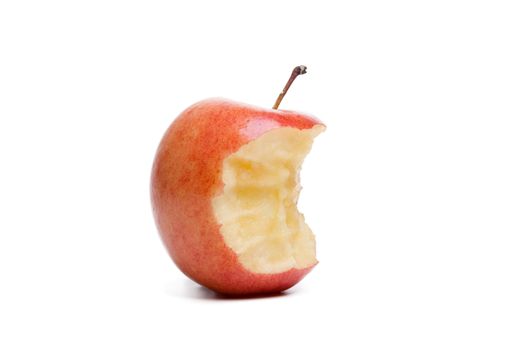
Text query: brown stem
272 65 307 109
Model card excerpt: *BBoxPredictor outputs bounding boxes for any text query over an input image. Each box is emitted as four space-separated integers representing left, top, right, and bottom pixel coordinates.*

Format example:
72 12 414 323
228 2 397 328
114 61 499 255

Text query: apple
151 66 325 295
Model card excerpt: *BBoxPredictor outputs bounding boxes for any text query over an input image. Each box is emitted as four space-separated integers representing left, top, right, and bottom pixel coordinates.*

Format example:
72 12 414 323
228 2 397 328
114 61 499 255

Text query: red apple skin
151 98 323 295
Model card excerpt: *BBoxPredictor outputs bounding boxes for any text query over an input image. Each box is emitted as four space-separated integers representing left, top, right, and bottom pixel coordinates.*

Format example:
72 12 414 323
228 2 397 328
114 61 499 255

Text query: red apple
151 67 325 295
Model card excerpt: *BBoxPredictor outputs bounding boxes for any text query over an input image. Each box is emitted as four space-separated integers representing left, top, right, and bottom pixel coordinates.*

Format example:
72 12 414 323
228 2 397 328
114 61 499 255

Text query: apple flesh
151 98 324 295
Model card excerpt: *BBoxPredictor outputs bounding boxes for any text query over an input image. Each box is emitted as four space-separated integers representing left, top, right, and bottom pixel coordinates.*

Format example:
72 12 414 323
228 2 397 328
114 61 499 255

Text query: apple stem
272 65 307 109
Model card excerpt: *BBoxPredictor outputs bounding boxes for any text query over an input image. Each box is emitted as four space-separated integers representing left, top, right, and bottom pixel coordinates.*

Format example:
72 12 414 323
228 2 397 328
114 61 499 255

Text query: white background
1 1 524 349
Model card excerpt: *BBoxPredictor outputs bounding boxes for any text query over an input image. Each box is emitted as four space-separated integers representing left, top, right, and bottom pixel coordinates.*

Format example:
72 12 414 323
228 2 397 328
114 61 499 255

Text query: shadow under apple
164 279 294 301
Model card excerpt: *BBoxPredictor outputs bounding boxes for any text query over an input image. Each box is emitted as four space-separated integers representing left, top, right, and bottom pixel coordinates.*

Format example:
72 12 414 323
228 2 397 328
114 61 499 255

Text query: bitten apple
151 67 324 295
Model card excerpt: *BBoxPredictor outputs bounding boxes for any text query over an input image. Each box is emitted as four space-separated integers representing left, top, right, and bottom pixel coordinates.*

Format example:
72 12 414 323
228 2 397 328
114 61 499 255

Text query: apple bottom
177 258 315 296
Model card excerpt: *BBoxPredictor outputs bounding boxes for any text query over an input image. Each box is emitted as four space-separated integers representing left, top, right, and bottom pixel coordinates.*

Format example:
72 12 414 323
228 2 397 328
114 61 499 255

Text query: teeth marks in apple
212 125 324 274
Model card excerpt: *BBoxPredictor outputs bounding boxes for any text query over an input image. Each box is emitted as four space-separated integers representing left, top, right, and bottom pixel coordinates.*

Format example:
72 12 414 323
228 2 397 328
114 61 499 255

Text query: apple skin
151 98 323 295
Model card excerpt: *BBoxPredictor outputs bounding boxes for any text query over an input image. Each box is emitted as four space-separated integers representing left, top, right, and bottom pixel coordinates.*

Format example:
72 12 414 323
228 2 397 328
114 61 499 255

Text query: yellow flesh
212 125 324 274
